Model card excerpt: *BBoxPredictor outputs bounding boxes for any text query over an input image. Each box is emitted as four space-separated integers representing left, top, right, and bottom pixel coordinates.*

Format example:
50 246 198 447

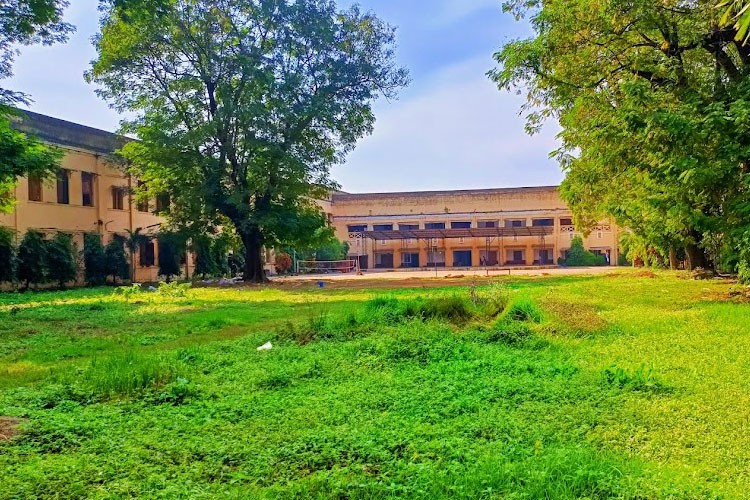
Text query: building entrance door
357 255 369 270
375 253 394 269
539 249 551 265
401 253 420 268
453 250 472 267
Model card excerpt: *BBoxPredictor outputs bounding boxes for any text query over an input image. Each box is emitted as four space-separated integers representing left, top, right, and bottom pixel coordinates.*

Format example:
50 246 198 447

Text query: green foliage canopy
105 236 130 283
0 226 15 282
563 236 606 267
88 0 408 282
0 0 71 211
0 0 74 104
47 232 77 288
157 231 184 281
17 230 47 288
83 233 107 286
493 0 750 271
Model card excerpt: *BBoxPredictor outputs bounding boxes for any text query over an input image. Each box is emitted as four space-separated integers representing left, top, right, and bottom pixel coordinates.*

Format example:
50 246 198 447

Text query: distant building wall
328 187 620 270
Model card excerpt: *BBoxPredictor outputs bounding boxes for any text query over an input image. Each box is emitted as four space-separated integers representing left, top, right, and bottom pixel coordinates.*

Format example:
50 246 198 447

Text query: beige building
2 111 619 280
328 187 619 270
1 110 184 282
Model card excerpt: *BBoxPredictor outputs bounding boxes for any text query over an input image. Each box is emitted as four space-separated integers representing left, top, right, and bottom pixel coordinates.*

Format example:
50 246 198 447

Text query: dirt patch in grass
272 277 495 291
605 270 657 279
0 417 25 441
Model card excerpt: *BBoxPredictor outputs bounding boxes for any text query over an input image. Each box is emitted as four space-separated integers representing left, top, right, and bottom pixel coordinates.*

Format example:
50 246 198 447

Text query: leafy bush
193 236 214 278
0 226 16 283
563 236 607 267
114 283 143 302
47 232 78 288
83 233 106 286
17 230 47 288
211 234 232 277
105 236 130 283
156 281 191 298
502 297 543 323
157 231 184 281
738 260 750 285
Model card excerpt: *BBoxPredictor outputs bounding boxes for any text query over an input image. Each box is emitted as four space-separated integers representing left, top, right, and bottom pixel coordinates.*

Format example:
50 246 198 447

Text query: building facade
1 110 186 282
2 111 619 280
328 187 619 270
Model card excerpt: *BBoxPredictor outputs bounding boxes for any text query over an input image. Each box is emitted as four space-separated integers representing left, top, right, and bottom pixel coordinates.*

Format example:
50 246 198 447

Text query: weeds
61 352 185 400
485 321 533 345
114 283 143 302
502 297 543 323
603 364 668 393
156 281 191 298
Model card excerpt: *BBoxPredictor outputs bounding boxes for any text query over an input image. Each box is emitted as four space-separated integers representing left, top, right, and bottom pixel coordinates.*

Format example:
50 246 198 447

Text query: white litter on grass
257 342 273 352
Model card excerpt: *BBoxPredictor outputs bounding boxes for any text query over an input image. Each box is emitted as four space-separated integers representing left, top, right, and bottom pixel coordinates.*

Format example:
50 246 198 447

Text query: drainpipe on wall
94 154 105 237
13 182 19 242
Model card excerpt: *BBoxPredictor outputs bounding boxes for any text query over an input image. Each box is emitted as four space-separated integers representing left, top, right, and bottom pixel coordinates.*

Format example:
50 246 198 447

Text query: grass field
0 272 748 498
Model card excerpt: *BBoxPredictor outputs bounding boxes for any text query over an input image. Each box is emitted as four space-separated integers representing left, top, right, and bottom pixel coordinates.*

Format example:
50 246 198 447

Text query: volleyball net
296 259 359 274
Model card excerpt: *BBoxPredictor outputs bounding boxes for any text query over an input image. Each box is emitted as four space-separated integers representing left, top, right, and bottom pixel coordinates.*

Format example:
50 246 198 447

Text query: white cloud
333 56 563 193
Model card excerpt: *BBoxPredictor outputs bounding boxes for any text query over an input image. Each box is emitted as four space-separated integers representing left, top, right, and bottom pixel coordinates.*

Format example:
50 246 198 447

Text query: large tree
493 0 750 270
0 0 72 211
88 0 408 282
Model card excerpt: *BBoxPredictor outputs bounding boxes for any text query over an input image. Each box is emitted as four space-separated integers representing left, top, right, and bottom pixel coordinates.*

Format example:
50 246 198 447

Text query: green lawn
0 272 748 498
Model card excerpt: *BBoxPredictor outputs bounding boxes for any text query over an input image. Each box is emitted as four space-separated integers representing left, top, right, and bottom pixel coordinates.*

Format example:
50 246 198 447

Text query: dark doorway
453 250 472 267
401 252 419 268
357 255 369 270
480 251 498 266
538 249 552 265
375 253 394 269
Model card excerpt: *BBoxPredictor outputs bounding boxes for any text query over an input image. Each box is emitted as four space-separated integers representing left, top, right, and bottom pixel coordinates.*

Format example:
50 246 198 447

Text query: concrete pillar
526 242 534 266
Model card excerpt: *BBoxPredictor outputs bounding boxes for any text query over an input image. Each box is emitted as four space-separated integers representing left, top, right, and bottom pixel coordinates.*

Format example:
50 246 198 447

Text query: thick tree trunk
685 243 708 271
669 247 679 271
242 228 268 283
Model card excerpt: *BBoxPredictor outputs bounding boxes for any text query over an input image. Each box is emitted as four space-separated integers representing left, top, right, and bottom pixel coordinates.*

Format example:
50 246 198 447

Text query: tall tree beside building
17 230 47 288
157 232 183 282
0 0 72 211
83 233 107 286
105 236 130 284
0 226 16 283
192 235 214 279
123 228 150 281
493 0 750 270
47 232 77 289
88 0 408 282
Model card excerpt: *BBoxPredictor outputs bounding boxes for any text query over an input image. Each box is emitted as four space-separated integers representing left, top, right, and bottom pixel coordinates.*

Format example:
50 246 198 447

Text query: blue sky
5 0 563 193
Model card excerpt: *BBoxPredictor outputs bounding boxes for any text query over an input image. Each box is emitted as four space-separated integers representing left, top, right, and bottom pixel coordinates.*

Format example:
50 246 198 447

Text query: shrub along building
0 110 192 282
328 187 620 270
